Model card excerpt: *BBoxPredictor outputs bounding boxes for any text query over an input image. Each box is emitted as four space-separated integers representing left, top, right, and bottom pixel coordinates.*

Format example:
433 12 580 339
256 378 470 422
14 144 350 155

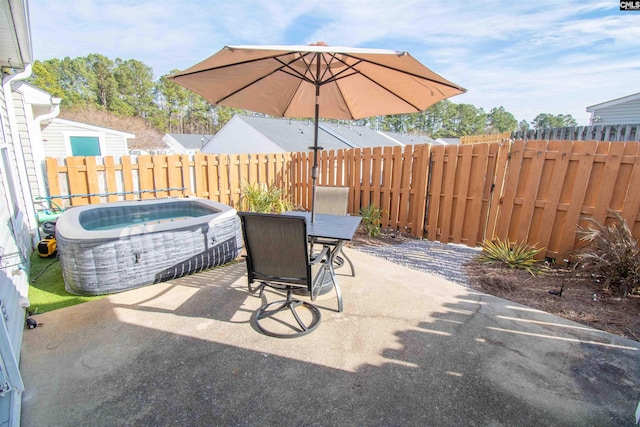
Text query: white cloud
29 0 640 125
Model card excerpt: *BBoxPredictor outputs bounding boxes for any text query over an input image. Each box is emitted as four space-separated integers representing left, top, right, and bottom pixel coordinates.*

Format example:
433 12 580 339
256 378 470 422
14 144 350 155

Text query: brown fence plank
484 141 511 240
532 141 572 258
218 154 231 206
379 146 393 226
153 155 169 199
353 149 363 215
426 145 445 241
66 156 89 206
591 141 625 223
360 148 372 208
85 157 101 205
166 154 182 198
452 144 473 243
396 146 413 232
464 143 489 246
556 140 599 260
621 143 640 230
206 154 220 201
515 140 547 244
409 144 430 237
103 156 119 202
121 156 135 200
180 154 192 197
137 155 154 200
45 158 62 201
437 145 460 243
495 140 525 239
371 146 383 210
193 153 206 198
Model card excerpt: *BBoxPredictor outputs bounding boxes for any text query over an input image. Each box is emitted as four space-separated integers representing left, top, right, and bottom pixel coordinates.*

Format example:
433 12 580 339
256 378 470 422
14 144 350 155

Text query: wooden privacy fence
45 152 294 209
45 140 640 261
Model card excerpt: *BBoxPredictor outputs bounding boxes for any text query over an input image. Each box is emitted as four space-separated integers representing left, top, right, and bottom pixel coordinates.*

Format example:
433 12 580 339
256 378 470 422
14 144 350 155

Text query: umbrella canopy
168 43 466 219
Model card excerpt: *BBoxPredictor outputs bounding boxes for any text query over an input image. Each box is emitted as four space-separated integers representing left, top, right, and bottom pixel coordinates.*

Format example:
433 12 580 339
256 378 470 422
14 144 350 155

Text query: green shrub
240 182 292 214
359 204 383 237
573 211 640 297
477 238 545 275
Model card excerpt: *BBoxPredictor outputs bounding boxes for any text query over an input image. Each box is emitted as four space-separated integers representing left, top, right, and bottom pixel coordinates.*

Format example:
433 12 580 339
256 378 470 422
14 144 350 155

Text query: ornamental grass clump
240 182 293 214
477 238 545 276
359 204 383 237
573 211 640 298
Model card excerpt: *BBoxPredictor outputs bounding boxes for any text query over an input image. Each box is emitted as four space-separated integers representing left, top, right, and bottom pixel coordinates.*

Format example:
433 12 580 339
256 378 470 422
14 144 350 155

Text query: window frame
63 131 106 157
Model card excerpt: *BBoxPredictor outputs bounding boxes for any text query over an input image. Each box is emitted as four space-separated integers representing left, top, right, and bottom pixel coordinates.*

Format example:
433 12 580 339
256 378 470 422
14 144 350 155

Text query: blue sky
29 0 640 125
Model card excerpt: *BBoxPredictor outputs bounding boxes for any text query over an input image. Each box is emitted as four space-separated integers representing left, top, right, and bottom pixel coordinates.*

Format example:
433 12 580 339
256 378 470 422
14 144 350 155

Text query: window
70 136 101 156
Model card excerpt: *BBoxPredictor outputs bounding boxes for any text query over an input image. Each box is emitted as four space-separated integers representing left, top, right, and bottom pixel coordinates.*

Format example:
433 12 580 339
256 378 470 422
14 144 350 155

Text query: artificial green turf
28 252 104 313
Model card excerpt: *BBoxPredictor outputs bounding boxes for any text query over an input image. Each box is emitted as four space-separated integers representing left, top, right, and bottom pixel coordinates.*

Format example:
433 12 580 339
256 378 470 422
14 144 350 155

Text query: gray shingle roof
167 133 214 150
203 115 416 154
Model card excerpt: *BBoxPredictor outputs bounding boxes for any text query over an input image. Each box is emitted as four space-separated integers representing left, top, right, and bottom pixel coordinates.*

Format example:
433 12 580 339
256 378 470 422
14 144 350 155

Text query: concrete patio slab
20 248 640 426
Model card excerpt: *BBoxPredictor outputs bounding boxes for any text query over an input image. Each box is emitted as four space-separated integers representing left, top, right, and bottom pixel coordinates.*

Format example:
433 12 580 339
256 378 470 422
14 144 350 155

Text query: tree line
29 54 578 139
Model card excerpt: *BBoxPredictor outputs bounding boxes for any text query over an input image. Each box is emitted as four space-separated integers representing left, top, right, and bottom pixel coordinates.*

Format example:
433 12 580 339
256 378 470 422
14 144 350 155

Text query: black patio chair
238 212 330 338
313 186 356 276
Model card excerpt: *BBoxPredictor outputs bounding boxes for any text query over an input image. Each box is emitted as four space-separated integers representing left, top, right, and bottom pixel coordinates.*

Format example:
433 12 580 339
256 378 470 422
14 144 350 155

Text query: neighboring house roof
164 133 214 153
378 131 446 146
436 138 461 145
586 92 640 112
200 115 455 154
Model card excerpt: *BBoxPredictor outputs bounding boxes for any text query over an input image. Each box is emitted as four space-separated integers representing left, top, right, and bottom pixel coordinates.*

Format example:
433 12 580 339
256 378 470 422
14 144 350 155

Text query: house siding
12 90 42 199
591 98 640 125
41 119 131 158
0 76 29 427
589 95 640 125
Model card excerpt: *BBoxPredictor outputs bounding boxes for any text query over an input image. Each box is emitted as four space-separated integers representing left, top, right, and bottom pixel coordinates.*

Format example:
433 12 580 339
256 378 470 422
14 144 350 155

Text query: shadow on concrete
20 250 640 426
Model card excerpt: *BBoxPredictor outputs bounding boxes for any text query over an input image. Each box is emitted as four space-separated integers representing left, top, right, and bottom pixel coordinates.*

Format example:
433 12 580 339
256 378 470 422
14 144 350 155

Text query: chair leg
255 290 322 338
340 247 355 277
329 264 343 312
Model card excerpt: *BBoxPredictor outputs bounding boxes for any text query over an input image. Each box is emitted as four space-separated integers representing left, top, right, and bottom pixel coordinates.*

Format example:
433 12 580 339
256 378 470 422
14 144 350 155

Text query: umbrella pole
311 102 319 223
311 55 321 223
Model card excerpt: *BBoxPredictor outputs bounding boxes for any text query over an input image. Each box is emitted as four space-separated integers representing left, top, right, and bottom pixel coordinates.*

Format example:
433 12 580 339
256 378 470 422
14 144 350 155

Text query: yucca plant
359 204 383 237
240 182 293 214
477 238 545 275
573 211 640 297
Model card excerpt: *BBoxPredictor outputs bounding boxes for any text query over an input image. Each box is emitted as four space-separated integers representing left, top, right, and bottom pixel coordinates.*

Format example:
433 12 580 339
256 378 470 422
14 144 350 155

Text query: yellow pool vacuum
37 221 57 258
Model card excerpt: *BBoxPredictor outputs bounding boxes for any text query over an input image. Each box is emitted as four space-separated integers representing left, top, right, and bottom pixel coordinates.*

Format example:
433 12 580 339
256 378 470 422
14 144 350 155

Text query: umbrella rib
339 52 466 93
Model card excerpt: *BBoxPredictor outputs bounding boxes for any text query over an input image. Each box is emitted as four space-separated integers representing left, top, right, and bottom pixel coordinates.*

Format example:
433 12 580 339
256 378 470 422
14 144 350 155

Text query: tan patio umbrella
168 43 466 221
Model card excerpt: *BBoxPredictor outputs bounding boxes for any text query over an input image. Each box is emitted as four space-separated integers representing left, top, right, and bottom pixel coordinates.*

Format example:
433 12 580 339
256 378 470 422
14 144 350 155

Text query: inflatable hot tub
55 198 243 295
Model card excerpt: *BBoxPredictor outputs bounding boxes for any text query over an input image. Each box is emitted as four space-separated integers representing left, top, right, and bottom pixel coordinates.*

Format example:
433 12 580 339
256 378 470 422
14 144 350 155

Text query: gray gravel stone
353 239 481 286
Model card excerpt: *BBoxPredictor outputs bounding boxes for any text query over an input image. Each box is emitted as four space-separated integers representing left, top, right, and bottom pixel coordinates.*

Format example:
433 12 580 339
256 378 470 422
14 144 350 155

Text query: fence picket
495 140 525 239
556 140 599 259
592 141 625 224
450 144 472 243
482 142 507 241
464 143 489 246
621 143 640 229
515 140 547 245
532 140 572 259
426 146 445 241
66 156 89 206
437 145 459 243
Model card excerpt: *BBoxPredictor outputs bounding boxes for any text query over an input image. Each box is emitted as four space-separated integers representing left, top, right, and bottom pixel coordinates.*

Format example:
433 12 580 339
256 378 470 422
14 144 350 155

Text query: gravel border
353 239 481 286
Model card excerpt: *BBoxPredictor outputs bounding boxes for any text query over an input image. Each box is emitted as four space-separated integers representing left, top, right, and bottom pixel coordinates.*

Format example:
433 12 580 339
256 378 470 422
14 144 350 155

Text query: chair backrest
314 186 349 216
238 212 312 289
